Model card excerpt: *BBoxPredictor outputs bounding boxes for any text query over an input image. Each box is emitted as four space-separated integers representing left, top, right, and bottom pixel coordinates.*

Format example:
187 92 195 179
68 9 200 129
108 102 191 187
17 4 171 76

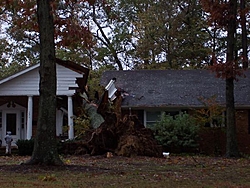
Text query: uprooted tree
61 90 163 158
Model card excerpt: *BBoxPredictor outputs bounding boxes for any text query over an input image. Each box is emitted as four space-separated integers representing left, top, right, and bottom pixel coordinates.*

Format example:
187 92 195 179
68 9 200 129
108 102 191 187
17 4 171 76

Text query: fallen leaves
0 154 250 188
40 174 57 182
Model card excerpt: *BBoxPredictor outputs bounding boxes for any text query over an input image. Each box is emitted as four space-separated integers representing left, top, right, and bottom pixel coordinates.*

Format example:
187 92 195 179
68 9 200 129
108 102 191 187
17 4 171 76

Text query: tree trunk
226 0 239 158
226 78 239 157
26 0 63 165
240 0 248 69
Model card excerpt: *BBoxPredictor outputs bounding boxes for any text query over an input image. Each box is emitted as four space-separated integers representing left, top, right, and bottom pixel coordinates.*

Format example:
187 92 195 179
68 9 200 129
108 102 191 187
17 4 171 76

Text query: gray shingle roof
100 70 250 108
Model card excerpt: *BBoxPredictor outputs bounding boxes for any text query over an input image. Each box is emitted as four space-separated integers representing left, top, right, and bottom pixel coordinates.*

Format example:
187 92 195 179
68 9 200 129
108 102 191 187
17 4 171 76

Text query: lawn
0 154 250 188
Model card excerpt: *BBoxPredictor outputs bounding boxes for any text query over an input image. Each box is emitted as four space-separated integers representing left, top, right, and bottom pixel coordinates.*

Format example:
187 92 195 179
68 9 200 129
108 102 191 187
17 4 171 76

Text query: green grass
0 155 250 187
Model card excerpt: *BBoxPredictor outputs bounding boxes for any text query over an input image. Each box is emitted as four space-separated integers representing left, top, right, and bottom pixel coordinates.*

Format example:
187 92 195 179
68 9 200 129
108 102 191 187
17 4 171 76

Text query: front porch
0 95 77 145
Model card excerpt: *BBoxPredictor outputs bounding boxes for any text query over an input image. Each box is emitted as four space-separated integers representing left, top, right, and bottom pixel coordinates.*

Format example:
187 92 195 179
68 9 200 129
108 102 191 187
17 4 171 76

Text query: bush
149 113 200 153
16 138 71 156
16 139 34 156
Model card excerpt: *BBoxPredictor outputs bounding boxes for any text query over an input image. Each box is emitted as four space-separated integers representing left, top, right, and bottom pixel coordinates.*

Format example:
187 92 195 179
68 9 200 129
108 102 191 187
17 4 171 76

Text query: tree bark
226 0 239 158
240 0 248 69
26 0 63 165
226 78 239 157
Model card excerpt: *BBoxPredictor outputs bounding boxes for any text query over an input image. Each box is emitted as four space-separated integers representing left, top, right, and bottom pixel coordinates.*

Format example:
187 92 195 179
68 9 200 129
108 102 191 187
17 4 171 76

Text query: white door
4 111 20 146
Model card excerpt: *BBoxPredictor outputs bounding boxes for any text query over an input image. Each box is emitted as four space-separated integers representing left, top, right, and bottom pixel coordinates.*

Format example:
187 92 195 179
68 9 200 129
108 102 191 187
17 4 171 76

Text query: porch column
68 96 74 139
27 96 33 139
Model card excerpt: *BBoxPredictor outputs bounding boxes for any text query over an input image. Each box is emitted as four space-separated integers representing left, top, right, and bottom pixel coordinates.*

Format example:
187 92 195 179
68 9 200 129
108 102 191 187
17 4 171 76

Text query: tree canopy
1 0 248 72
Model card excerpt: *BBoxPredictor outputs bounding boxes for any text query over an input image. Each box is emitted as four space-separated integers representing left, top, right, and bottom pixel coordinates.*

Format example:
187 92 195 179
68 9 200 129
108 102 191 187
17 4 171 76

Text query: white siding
0 64 83 96
0 68 40 96
56 64 83 95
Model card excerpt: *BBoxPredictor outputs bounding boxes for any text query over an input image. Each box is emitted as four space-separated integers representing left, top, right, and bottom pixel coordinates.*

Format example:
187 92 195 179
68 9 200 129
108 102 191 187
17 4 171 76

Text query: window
145 111 161 127
204 111 226 128
165 111 180 119
145 109 186 127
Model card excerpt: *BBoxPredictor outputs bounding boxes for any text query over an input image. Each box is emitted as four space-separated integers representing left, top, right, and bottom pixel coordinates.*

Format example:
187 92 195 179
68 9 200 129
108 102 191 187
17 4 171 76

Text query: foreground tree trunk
26 0 63 165
226 0 239 158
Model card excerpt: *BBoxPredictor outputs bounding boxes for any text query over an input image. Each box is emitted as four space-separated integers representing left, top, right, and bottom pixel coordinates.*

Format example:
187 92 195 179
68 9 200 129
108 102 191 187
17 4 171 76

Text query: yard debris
163 152 170 158
106 152 113 158
61 79 163 158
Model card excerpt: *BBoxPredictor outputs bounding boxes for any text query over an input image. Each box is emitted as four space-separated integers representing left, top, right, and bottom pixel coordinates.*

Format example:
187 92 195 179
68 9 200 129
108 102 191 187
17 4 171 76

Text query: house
0 59 89 146
100 69 250 154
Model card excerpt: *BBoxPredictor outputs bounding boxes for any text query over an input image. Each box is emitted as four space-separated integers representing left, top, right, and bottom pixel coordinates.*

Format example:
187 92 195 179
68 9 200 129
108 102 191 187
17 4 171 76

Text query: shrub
16 138 72 156
149 113 200 153
16 139 34 156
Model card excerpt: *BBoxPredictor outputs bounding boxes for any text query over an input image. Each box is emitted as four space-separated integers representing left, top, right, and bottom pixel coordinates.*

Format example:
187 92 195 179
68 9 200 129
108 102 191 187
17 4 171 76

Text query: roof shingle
100 69 250 108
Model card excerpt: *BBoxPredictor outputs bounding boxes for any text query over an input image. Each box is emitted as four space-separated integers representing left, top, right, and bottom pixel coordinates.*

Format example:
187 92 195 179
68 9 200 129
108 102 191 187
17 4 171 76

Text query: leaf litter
0 154 250 187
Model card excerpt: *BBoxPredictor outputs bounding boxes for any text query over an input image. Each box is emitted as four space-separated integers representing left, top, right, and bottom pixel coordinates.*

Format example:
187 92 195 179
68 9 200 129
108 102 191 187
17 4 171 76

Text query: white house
0 60 89 146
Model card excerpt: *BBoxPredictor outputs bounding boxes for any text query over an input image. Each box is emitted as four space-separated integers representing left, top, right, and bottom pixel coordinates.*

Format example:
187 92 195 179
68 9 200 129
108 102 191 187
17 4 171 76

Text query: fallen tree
60 90 163 158
87 113 163 157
